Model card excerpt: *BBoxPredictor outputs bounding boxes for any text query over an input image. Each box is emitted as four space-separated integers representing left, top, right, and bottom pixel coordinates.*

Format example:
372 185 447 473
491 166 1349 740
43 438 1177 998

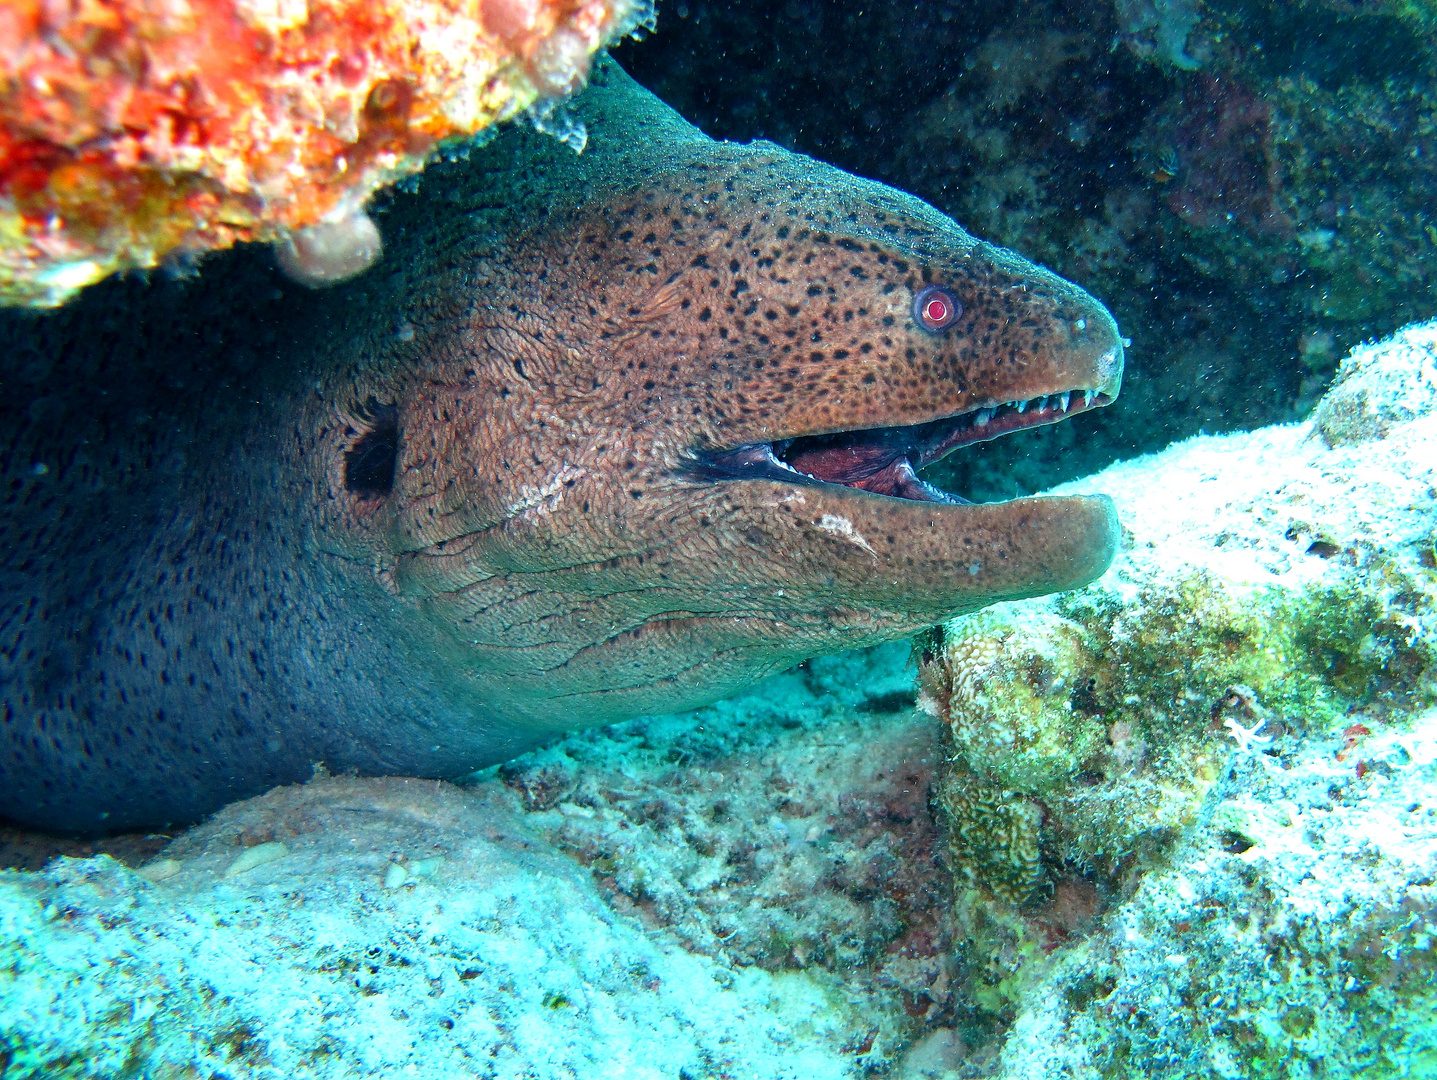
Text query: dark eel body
0 61 1123 833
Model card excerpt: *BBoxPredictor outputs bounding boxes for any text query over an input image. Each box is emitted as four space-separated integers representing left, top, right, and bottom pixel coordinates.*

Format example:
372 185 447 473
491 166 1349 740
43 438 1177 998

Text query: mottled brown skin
0 62 1121 832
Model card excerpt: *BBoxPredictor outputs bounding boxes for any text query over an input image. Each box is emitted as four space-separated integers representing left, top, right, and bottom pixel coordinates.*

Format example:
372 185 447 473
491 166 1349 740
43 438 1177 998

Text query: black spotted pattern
0 61 1119 834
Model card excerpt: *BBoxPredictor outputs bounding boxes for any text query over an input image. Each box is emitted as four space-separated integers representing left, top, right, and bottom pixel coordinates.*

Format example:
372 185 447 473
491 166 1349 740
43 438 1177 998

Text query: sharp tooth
1058 392 1071 412
1083 390 1094 408
765 446 802 473
1015 398 1028 414
974 408 993 426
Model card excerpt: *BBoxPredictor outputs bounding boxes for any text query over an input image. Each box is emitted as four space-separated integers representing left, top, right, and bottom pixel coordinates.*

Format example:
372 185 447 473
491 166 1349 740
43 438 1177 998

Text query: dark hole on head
345 402 398 498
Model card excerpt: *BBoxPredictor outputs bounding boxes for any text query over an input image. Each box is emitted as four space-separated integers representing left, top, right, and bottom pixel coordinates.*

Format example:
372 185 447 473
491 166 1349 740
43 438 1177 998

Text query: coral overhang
0 0 650 306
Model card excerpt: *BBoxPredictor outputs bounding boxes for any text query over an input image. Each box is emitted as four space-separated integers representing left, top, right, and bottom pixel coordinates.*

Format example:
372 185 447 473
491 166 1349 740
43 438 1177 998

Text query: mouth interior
696 390 1110 504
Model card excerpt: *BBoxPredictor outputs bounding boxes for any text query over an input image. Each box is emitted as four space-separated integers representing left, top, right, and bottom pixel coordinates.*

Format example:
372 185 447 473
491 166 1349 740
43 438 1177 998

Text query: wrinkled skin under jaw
692 386 1115 503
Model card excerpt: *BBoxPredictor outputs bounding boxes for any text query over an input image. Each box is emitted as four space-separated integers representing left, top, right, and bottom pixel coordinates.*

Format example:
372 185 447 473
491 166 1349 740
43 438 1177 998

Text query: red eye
913 285 961 332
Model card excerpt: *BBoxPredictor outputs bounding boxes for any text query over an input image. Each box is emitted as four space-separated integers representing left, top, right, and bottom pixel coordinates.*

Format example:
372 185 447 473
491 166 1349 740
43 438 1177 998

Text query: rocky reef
920 320 1437 1074
2 323 1434 1076
0 648 958 1078
0 0 652 306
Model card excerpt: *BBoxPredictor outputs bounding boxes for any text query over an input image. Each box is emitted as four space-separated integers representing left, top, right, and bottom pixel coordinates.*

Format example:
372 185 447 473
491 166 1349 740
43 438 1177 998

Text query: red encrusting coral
0 0 649 305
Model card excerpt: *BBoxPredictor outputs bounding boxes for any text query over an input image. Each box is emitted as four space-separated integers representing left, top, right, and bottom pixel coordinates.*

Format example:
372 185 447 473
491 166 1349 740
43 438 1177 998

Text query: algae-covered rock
926 321 1437 896
922 611 1105 798
919 322 1437 1069
1314 319 1437 447
996 713 1437 1078
0 774 887 1080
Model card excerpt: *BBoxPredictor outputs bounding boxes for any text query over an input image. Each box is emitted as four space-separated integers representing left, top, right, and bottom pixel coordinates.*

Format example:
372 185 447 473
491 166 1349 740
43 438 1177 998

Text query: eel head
335 145 1123 726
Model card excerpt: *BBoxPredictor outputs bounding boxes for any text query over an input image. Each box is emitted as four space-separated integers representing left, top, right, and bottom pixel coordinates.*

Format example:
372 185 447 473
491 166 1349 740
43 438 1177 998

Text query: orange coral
0 0 650 305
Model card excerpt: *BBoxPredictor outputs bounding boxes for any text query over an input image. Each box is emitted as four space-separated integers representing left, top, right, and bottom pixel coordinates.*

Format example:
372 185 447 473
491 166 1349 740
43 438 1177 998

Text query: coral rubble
921 321 1437 1073
0 0 652 306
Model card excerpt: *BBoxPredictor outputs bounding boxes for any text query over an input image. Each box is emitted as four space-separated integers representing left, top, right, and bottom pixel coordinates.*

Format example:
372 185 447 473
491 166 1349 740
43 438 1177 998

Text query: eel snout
692 301 1122 509
698 481 1122 621
678 258 1125 611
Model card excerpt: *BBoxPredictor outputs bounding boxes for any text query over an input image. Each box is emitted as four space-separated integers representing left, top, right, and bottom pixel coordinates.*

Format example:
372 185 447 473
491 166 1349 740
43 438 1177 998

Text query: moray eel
0 61 1122 833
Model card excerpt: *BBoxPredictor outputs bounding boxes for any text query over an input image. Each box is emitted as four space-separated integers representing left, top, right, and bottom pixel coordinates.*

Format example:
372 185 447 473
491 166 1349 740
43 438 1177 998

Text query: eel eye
913 285 961 332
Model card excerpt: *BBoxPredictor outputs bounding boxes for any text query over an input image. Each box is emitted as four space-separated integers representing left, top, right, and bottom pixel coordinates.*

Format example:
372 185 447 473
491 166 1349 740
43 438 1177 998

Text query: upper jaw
690 383 1116 504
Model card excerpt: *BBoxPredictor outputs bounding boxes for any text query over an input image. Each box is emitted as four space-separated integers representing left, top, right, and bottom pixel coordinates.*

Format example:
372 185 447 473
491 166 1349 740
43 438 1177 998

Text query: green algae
924 562 1434 904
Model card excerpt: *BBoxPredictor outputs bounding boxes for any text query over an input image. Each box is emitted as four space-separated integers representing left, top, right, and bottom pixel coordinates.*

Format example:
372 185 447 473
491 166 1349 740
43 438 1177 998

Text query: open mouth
692 389 1112 503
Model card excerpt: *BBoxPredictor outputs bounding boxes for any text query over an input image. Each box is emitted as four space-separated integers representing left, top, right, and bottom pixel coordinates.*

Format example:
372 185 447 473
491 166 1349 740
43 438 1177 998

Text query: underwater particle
274 211 384 288
383 861 409 888
0 0 656 307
